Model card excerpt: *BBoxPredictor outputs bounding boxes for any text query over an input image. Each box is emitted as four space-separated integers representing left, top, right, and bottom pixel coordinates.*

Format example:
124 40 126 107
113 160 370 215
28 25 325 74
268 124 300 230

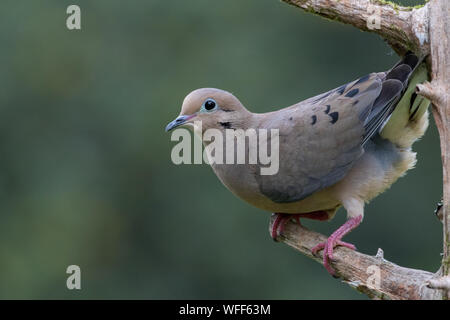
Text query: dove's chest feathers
210 159 264 206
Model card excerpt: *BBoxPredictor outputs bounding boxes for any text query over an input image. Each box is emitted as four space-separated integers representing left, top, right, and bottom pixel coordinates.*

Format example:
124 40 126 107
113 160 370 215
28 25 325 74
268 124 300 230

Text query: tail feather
362 53 420 145
380 59 430 148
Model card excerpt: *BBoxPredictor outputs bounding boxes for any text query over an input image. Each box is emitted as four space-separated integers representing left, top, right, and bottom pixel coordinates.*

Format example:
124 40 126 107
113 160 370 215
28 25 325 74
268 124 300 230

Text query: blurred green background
0 0 441 299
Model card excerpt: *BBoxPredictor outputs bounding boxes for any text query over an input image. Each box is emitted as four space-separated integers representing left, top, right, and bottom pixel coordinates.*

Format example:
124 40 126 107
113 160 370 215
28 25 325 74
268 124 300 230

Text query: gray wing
255 54 418 203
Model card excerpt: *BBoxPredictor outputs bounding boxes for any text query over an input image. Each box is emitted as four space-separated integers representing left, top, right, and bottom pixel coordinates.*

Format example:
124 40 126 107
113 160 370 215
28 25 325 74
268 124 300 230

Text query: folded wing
255 54 418 203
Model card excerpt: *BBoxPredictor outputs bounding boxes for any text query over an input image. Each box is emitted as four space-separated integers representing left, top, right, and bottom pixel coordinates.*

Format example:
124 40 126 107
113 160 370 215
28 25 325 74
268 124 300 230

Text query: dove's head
165 88 250 133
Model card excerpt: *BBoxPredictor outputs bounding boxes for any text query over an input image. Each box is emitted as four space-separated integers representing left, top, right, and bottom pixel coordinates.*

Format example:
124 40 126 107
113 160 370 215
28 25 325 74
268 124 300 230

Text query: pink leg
271 211 329 241
311 215 362 276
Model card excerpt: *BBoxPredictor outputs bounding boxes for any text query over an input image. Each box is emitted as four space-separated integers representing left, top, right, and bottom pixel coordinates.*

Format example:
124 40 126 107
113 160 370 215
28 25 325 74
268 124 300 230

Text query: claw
311 242 326 255
271 211 329 241
310 215 362 276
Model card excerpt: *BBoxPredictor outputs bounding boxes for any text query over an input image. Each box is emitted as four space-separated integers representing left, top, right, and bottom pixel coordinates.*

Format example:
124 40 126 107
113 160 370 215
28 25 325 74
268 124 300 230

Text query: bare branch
282 0 429 56
270 217 441 299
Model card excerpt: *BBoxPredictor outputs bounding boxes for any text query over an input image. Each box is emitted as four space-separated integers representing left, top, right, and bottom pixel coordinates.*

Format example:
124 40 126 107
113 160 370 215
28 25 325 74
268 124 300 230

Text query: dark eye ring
204 99 217 111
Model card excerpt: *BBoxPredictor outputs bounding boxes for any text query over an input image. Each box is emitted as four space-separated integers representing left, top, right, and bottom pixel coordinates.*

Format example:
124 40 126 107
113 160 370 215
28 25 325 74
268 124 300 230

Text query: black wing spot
311 115 317 125
354 74 370 85
337 84 346 95
352 100 359 106
324 105 331 114
289 117 293 121
345 88 359 97
329 112 339 124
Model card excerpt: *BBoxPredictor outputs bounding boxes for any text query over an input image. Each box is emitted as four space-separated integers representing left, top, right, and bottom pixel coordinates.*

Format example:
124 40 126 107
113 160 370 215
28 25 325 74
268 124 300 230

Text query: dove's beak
165 114 196 132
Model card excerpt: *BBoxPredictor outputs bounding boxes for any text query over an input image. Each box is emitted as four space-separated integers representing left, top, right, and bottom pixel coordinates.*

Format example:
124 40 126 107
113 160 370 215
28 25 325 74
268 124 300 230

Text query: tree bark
282 0 430 56
269 217 440 299
274 0 449 300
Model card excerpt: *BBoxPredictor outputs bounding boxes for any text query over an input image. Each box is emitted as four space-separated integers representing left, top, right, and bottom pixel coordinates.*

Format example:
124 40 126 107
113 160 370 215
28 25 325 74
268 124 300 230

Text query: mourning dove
166 53 430 275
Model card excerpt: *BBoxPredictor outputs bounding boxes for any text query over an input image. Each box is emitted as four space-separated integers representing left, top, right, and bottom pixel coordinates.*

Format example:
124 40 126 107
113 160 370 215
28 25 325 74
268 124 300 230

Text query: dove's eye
202 99 217 112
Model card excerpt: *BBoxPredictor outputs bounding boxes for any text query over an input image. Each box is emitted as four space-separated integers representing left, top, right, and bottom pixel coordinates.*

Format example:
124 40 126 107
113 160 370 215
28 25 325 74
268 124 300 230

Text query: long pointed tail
380 55 431 148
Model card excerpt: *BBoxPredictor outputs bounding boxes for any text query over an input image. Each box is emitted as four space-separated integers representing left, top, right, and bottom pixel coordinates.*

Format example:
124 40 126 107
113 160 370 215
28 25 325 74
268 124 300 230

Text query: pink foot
311 240 356 255
271 211 329 241
271 213 294 240
311 215 363 276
